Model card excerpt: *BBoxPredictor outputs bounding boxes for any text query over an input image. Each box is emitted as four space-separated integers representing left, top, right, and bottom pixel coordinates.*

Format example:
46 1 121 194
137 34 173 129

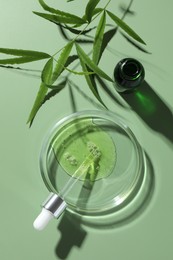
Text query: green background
0 0 172 259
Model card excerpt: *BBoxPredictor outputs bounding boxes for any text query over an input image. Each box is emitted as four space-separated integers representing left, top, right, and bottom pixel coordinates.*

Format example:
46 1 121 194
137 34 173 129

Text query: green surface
0 1 173 260
52 118 116 181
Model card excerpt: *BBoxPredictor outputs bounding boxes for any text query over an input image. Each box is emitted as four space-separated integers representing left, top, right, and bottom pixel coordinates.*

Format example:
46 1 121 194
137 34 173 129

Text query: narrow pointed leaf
27 79 67 125
0 56 50 65
0 48 50 64
41 63 66 89
0 48 50 58
92 11 106 64
27 42 73 125
75 43 113 82
27 82 48 125
33 11 85 25
38 0 86 24
52 41 73 82
79 56 106 108
85 0 100 22
106 10 146 44
41 57 53 85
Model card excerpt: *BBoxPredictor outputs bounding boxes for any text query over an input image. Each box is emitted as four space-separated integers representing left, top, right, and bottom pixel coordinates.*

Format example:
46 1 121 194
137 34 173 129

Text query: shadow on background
55 212 87 260
55 85 99 259
119 80 173 145
53 1 158 257
55 151 155 259
97 77 173 145
55 169 97 259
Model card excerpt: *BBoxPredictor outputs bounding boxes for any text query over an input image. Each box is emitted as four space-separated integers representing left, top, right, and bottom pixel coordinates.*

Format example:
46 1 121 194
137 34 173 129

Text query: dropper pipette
33 143 101 230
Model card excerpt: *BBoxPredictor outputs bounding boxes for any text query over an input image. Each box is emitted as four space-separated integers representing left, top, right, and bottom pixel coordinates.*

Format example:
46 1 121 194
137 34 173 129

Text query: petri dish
39 110 147 224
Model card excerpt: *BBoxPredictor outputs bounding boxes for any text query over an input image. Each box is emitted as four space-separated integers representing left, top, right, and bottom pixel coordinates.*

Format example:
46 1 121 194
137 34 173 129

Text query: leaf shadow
120 31 151 54
96 75 127 108
68 80 104 110
119 1 136 17
68 82 77 113
99 27 118 62
58 24 94 44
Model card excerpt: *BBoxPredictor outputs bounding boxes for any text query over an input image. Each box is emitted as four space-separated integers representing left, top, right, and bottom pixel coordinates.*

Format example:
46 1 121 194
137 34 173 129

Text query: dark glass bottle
113 58 145 93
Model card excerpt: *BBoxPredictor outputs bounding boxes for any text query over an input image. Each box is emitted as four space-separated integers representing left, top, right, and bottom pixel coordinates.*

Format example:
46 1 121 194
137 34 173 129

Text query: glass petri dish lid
39 110 146 221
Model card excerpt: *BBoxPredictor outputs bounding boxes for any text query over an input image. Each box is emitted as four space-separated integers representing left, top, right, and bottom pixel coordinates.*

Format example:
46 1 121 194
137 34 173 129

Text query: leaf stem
104 0 112 10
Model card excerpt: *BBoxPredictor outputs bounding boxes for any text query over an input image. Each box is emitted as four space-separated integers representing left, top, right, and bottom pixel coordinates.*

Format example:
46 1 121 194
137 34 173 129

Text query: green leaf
92 11 106 64
85 0 100 22
38 0 86 24
106 10 146 44
41 57 53 85
82 8 103 21
0 48 51 64
52 41 74 82
27 79 67 126
27 42 73 125
79 57 106 108
75 43 113 82
0 48 50 58
33 11 85 25
27 82 48 126
0 56 49 65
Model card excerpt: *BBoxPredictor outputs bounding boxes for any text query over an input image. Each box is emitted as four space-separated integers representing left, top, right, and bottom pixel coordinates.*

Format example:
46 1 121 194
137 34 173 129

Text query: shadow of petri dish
39 110 153 228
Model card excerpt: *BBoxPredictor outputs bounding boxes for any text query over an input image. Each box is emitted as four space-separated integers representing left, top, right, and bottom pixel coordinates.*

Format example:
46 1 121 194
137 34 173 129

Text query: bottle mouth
120 59 143 80
39 110 148 225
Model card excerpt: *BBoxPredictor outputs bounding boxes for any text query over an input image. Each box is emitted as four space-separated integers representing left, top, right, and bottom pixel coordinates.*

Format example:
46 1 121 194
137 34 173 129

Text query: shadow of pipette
55 211 87 259
55 163 97 259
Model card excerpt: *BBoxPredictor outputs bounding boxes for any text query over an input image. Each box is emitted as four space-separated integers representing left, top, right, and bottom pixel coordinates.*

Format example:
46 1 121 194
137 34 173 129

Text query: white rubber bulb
33 208 54 231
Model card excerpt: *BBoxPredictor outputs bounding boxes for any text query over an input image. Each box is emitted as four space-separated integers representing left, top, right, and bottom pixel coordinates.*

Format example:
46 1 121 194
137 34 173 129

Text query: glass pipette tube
33 144 101 231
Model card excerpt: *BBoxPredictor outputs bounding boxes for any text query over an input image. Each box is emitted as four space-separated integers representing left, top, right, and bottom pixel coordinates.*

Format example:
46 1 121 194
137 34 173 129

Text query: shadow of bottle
119 80 173 146
97 76 173 146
